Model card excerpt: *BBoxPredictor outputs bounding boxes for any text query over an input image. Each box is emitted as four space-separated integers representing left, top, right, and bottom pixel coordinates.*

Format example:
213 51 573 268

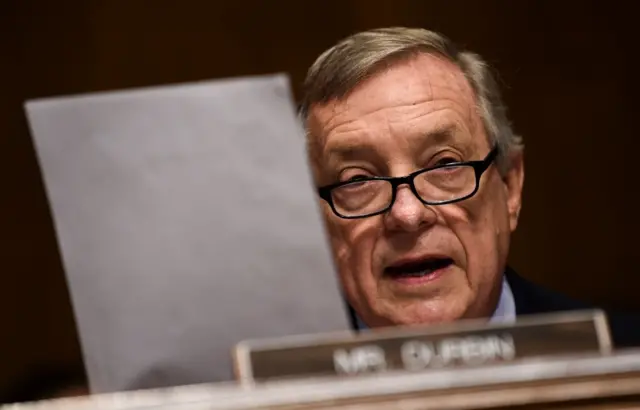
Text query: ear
503 149 525 232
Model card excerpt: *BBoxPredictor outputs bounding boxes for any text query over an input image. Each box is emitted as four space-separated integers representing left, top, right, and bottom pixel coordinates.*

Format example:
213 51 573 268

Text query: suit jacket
506 267 640 348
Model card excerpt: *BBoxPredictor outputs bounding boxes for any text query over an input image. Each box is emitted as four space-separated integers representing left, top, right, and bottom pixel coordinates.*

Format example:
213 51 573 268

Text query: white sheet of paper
24 74 351 393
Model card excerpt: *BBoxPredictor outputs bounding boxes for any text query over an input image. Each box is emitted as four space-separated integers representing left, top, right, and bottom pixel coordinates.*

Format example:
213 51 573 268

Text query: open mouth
384 257 454 279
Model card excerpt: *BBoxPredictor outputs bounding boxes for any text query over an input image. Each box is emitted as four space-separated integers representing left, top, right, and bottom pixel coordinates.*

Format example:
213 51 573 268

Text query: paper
24 74 350 393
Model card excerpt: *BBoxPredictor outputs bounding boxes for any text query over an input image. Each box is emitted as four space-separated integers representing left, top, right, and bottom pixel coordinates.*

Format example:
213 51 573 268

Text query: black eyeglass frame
317 146 499 219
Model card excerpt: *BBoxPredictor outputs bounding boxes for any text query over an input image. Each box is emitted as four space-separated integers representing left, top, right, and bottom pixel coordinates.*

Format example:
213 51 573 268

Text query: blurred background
0 0 637 402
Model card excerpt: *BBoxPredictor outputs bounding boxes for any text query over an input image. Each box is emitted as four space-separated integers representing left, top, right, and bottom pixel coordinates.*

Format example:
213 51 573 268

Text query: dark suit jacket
506 267 640 348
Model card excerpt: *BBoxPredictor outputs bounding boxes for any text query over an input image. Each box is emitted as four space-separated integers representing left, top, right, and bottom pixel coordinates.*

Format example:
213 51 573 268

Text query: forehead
307 53 479 149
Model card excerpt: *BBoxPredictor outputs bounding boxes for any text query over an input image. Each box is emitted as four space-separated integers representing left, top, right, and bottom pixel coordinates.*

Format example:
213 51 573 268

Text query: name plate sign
233 310 611 383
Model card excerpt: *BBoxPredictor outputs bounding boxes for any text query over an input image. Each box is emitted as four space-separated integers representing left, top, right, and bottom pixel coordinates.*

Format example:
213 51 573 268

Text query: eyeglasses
318 146 499 219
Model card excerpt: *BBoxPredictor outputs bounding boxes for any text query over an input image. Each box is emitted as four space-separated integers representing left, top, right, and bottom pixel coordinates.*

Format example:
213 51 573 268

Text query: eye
434 156 460 166
338 169 373 183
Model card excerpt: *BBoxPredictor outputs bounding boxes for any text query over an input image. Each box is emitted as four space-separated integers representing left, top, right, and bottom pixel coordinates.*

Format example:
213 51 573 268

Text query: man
299 27 640 347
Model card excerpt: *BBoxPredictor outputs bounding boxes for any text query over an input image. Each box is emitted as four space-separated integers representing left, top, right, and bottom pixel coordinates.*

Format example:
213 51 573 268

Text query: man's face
307 53 524 328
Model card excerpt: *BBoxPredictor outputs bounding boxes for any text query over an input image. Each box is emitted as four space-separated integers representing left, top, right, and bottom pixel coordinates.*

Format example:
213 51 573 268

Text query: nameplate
10 350 640 410
233 310 611 383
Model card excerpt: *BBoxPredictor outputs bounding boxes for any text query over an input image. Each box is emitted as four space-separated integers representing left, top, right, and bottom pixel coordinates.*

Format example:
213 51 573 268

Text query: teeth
401 269 433 277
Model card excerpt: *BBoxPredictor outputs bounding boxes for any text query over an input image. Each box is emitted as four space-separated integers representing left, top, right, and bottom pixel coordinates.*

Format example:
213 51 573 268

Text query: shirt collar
490 274 516 324
354 274 516 330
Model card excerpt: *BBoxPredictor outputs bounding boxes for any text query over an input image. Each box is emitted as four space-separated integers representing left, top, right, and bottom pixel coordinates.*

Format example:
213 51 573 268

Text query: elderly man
300 27 640 347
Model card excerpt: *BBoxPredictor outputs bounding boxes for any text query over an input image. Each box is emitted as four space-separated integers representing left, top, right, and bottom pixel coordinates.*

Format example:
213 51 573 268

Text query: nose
384 186 437 232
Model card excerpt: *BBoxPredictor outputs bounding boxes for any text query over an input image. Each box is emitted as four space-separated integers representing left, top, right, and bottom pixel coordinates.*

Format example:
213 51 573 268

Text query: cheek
439 179 511 269
323 210 381 278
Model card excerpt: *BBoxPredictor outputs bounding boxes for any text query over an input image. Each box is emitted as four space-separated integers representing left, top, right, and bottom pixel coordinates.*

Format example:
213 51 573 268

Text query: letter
333 349 353 374
461 336 486 365
496 333 516 360
401 340 435 371
439 338 464 365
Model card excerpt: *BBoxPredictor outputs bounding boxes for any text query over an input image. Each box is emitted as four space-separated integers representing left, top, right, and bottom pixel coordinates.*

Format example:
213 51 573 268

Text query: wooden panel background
0 0 637 399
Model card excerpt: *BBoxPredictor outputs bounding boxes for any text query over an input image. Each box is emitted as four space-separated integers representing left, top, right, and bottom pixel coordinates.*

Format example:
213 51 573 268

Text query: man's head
300 27 524 328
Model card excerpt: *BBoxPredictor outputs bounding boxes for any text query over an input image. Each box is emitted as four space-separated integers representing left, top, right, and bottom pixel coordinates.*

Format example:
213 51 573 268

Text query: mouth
384 257 454 282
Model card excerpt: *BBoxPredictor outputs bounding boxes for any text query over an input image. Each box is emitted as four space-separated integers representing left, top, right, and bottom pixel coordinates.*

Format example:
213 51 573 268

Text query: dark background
1 0 636 400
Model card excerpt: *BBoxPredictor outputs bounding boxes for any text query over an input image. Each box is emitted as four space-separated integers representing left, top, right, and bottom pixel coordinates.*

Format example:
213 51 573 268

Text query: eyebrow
324 143 381 163
324 123 459 163
418 123 458 147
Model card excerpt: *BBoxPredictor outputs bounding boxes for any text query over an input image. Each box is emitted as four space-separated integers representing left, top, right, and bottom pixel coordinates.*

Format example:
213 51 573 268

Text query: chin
386 301 470 327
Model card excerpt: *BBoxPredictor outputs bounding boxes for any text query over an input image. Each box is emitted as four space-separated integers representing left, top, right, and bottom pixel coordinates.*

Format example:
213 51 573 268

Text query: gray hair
299 27 523 173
